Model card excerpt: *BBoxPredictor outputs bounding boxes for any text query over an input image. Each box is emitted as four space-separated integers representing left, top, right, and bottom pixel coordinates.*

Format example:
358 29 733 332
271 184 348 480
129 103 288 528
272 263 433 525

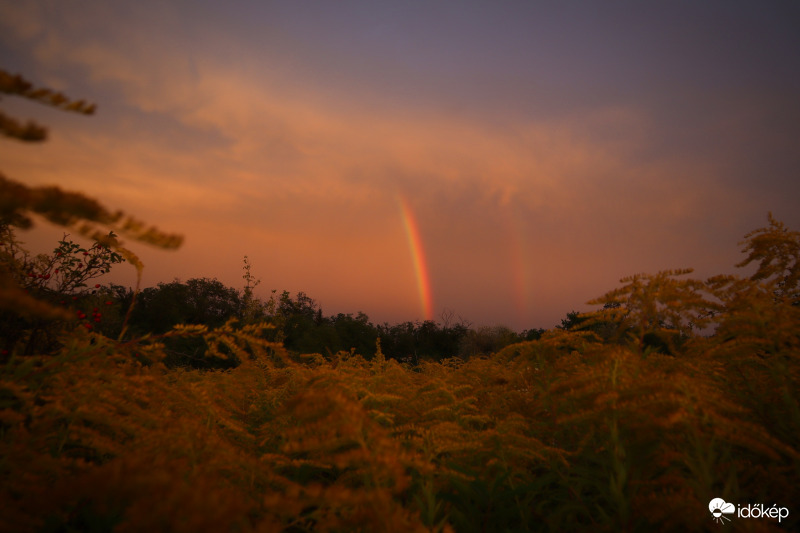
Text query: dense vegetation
1 70 798 532
102 276 540 366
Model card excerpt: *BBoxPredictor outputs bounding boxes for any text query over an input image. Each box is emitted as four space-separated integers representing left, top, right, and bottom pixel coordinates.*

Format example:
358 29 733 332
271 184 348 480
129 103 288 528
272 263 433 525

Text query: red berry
43 274 50 280
54 269 59 273
95 284 101 288
84 323 93 330
72 296 79 301
105 301 113 305
94 317 101 323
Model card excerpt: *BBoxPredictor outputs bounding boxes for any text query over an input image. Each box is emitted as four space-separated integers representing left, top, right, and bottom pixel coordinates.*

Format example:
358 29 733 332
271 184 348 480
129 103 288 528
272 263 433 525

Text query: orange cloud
0 2 767 329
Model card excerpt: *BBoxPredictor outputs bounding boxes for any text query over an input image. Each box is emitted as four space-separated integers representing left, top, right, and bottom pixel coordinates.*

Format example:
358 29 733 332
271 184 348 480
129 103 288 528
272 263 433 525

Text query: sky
1 1 799 331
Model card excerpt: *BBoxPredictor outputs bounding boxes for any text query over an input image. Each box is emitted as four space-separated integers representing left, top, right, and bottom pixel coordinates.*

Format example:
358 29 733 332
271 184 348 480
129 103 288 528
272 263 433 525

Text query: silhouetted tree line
95 278 545 368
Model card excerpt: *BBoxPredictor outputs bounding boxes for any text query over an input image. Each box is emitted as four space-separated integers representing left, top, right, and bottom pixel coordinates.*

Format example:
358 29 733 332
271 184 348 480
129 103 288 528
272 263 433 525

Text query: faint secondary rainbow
505 206 531 323
397 195 434 321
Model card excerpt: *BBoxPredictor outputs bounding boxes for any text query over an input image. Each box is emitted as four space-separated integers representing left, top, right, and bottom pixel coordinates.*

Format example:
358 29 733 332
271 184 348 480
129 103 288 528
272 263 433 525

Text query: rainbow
397 195 434 321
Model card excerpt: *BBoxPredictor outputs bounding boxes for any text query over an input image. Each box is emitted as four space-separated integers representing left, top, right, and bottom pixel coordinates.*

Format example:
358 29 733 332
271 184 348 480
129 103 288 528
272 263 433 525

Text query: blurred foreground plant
0 69 182 357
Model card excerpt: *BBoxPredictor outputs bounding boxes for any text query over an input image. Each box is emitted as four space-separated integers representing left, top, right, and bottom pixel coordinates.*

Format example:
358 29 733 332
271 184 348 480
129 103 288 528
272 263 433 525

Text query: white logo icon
709 498 735 524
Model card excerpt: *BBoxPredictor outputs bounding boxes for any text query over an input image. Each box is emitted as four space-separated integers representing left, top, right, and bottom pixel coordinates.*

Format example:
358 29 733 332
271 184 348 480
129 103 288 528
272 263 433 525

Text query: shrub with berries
0 227 126 356
20 232 125 294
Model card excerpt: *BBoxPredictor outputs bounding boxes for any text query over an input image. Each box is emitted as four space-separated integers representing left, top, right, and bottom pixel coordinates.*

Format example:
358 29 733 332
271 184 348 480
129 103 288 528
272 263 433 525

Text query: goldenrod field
2 263 798 532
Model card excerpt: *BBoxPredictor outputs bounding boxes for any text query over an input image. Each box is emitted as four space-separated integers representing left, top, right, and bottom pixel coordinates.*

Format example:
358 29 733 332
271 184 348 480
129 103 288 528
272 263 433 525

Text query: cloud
0 2 45 42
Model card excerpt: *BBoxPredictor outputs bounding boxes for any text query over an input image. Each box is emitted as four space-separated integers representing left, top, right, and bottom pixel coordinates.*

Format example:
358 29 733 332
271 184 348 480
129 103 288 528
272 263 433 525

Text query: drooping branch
0 173 183 249
0 70 96 112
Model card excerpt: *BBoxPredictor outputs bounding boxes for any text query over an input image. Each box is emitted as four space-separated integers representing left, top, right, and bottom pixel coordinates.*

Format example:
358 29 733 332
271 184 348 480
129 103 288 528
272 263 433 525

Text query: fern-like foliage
736 212 800 305
0 70 95 142
583 268 716 355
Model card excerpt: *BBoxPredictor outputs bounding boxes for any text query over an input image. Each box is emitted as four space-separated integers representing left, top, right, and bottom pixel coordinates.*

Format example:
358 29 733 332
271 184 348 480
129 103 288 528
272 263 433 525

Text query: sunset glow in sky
1 1 799 330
